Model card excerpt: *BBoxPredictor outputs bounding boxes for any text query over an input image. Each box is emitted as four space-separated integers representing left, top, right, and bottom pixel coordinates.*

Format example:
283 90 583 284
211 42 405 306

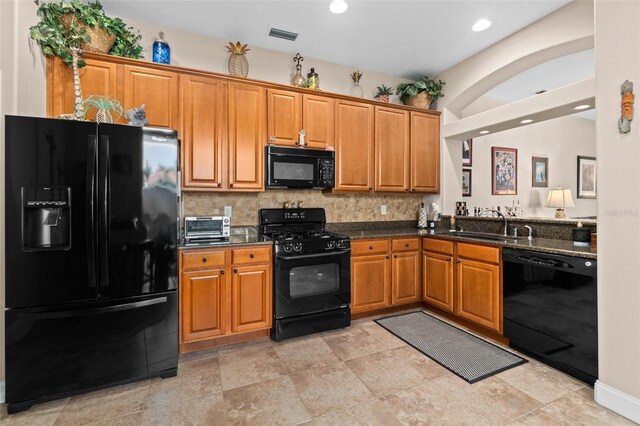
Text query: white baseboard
0 380 5 404
595 380 640 424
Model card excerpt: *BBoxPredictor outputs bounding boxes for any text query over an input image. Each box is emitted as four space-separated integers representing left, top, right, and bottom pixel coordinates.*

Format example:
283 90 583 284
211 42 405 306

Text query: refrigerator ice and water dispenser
22 186 71 250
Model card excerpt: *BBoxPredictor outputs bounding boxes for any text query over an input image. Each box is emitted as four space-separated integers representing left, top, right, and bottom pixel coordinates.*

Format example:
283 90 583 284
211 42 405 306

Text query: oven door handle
276 249 350 261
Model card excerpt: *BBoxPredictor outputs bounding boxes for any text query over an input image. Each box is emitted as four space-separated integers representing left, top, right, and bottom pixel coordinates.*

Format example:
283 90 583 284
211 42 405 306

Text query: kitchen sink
439 231 522 242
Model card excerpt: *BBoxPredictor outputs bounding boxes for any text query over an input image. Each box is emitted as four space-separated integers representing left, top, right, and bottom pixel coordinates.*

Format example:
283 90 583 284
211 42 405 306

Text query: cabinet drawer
457 243 500 264
392 238 420 252
422 238 454 255
232 246 272 265
181 250 226 270
351 239 390 256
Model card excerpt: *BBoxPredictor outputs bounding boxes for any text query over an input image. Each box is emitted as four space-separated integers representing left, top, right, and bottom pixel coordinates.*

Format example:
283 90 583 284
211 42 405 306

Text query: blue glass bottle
152 32 170 64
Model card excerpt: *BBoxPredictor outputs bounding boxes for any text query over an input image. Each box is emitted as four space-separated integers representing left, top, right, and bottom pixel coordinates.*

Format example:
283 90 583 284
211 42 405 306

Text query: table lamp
546 187 575 218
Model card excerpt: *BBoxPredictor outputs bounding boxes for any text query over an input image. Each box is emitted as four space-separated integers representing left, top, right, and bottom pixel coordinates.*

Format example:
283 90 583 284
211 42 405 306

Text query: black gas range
260 208 351 341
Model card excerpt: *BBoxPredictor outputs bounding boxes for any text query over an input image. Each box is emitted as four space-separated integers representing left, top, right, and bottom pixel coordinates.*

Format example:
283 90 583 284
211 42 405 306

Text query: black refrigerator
5 116 180 413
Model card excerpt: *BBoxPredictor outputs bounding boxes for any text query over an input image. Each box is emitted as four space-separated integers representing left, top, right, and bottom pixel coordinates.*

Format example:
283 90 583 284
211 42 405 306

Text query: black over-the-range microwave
265 145 335 189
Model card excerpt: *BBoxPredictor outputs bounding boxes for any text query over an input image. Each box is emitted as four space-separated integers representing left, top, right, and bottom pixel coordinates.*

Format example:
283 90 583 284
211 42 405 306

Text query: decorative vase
152 32 170 64
349 81 364 98
226 41 250 77
377 94 390 103
95 109 113 124
405 92 433 109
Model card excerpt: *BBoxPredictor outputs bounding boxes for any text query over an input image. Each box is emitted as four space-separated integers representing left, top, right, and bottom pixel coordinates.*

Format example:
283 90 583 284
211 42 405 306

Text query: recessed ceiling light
479 130 490 135
329 0 348 14
520 119 534 124
573 104 591 111
472 19 492 32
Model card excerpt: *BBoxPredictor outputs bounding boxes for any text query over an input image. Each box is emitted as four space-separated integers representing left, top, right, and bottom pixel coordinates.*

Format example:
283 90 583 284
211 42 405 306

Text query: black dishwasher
502 248 597 384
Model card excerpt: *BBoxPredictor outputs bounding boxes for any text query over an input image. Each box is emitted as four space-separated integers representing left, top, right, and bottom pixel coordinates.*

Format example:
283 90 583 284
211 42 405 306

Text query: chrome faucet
524 225 533 241
478 209 508 236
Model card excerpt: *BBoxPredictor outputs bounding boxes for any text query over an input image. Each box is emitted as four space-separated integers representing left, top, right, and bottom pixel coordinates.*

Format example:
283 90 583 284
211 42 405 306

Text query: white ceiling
100 0 571 79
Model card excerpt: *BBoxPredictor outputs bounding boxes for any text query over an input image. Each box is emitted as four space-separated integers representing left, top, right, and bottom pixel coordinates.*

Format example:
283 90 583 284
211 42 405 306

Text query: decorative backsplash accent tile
183 191 424 225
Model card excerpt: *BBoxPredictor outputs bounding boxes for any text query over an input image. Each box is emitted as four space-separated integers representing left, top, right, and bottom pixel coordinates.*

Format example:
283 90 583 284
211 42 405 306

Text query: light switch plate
381 205 387 215
224 206 232 217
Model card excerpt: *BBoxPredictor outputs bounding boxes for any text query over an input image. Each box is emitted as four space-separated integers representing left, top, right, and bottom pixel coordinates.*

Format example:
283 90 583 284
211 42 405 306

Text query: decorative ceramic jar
307 68 319 90
152 32 170 64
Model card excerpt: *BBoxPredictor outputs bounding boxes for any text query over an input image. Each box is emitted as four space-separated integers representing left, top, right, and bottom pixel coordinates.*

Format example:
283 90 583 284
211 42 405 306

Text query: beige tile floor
1 310 635 426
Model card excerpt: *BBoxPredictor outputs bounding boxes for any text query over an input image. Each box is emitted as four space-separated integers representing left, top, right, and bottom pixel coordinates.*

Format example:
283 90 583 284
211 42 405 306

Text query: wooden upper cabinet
334 100 374 192
181 269 227 343
47 57 120 121
123 65 179 130
231 264 272 333
303 94 335 148
375 107 410 192
182 75 227 189
410 112 440 193
267 89 301 146
228 83 266 191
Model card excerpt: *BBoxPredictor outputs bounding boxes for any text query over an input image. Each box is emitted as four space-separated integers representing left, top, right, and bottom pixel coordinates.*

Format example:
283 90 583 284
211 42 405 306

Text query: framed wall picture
531 156 549 188
492 147 517 195
462 169 472 196
462 139 472 166
577 156 597 199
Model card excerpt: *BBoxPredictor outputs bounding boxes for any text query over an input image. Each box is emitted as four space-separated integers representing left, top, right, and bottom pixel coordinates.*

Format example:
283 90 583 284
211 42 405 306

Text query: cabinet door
410 112 440 193
422 251 454 312
351 254 391 313
182 75 227 189
267 89 301 146
228 83 266 191
181 269 226 343
231 264 272 333
123 65 179 130
456 258 501 332
303 94 335 148
47 57 121 121
334 100 374 192
375 107 410 192
392 251 421 305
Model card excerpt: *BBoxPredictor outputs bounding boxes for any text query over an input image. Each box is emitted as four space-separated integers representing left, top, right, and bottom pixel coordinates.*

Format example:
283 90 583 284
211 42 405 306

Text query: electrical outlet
381 205 387 215
224 206 232 217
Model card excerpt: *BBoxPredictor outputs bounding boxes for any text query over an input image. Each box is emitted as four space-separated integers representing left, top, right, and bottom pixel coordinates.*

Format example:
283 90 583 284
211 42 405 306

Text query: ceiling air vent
269 27 298 41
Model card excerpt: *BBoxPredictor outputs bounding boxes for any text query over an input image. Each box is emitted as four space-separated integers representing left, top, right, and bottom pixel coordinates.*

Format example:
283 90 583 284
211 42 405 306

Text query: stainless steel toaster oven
184 216 230 242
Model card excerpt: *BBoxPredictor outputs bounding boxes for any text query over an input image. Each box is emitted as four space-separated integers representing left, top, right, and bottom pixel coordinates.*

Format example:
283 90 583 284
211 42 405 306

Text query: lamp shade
546 188 576 208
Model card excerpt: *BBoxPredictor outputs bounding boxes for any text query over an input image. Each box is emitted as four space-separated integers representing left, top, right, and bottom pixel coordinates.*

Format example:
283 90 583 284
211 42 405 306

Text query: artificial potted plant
83 95 125 123
395 76 445 109
374 84 394 103
29 0 144 68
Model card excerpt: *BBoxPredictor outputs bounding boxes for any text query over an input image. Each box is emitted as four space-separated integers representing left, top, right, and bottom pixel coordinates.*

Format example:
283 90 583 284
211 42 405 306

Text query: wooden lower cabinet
422 251 454 312
231 264 272 333
179 245 272 351
392 251 421 305
422 238 502 333
351 253 391 313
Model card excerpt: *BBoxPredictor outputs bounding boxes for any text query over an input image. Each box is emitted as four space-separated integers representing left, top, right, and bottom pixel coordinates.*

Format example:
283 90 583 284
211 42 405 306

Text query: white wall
461 114 596 218
593 1 640 422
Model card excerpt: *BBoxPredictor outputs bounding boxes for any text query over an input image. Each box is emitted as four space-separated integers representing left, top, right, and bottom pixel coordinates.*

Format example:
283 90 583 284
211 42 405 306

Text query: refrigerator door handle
18 296 168 320
87 135 98 288
98 134 110 288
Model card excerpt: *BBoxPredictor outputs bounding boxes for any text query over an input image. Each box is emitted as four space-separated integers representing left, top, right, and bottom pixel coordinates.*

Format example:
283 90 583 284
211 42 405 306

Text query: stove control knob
283 244 293 253
293 243 303 252
336 240 347 249
327 241 336 249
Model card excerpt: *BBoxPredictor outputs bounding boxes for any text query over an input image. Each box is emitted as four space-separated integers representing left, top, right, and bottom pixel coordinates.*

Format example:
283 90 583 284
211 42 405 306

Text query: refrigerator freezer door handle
87 135 98 288
98 135 110 288
18 296 168 320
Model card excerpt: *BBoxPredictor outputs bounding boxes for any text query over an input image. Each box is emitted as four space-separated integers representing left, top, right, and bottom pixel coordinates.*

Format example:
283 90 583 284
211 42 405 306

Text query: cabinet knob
405 243 410 247
394 255 398 258
217 183 222 187
202 257 207 263
386 255 390 259
411 189 416 192
447 257 452 262
369 188 372 191
250 253 255 259
369 246 373 250
229 183 234 187
220 270 225 275
234 268 238 273
456 260 462 264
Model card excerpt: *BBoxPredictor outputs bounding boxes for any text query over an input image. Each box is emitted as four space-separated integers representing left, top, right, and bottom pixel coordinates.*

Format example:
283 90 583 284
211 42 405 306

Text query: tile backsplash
183 191 424 225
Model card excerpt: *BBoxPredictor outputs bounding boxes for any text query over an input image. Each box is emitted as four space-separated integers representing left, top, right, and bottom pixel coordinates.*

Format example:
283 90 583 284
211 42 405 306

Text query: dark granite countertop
178 226 272 250
332 226 596 259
